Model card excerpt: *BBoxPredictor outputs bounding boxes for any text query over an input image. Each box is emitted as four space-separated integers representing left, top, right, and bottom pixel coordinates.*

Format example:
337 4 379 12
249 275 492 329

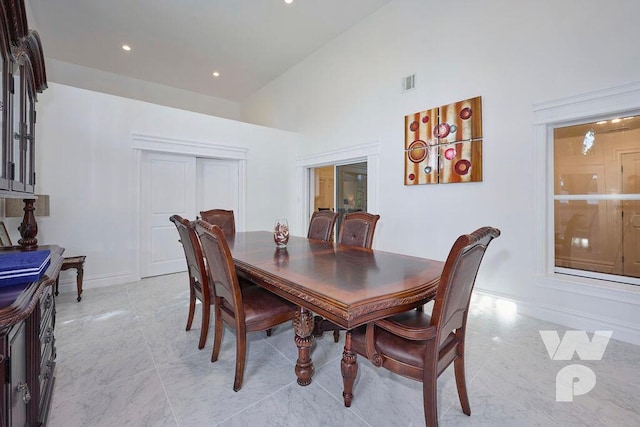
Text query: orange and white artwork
404 96 482 185
404 107 439 184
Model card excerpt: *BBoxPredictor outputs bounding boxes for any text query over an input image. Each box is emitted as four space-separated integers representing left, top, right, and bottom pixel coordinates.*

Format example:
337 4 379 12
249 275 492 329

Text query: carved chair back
170 214 214 348
194 220 244 324
338 212 380 248
307 210 339 242
169 214 208 296
199 209 236 238
431 226 501 347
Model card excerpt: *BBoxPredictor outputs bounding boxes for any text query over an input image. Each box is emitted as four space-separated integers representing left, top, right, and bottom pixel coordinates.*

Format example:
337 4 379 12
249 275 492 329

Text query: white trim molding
57 270 139 295
532 81 640 346
475 287 640 346
295 142 381 167
132 133 248 160
533 81 640 125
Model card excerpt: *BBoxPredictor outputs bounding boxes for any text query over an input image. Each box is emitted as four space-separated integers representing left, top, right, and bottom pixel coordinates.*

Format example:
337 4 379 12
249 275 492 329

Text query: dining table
226 231 444 407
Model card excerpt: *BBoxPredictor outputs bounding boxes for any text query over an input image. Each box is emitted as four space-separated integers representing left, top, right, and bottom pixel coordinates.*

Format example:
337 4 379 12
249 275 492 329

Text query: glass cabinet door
0 3 46 197
24 85 35 192
0 54 8 190
10 62 26 192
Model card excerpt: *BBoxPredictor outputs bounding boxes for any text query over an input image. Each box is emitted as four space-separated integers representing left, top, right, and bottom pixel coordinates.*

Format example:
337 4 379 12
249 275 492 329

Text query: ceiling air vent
402 74 416 92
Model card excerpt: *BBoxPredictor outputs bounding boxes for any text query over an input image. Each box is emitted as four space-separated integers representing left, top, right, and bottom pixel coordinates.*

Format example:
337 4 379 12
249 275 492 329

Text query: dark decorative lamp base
17 198 38 250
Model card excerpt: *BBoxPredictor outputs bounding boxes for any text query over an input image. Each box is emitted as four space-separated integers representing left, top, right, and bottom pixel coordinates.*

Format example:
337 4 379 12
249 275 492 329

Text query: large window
553 114 640 282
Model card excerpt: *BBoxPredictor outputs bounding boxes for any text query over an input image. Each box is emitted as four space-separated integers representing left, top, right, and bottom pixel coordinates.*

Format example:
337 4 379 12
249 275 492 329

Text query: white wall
27 82 298 290
47 59 241 121
241 0 640 343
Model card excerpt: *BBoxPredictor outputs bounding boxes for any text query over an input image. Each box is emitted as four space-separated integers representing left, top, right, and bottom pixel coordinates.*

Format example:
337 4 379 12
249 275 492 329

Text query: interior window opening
553 114 640 282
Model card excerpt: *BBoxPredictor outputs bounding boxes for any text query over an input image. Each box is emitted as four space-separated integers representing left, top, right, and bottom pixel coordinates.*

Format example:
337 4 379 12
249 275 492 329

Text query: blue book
0 249 51 287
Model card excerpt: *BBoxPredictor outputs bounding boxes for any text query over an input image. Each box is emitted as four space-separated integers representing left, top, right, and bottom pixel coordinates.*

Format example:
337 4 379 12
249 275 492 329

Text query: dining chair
337 211 380 248
348 226 501 426
314 211 381 342
194 220 298 392
307 210 339 242
169 214 213 349
199 209 236 237
199 208 277 337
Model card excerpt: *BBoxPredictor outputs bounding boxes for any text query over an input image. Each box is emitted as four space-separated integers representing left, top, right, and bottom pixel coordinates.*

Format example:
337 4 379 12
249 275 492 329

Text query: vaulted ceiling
26 0 391 102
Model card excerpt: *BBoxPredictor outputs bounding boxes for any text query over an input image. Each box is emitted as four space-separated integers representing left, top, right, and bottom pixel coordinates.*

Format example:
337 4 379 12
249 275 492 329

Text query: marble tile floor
48 272 640 427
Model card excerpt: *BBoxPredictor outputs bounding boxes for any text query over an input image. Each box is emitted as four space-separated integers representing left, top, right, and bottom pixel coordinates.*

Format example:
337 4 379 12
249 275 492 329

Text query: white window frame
533 81 640 287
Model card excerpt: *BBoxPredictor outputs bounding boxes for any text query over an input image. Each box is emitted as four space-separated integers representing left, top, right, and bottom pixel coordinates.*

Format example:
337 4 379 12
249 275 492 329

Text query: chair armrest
374 318 437 341
363 318 437 367
365 323 383 366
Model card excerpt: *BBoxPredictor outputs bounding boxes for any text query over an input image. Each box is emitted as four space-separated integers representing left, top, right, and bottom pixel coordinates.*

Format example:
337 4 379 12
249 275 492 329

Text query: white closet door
196 158 240 223
141 151 196 277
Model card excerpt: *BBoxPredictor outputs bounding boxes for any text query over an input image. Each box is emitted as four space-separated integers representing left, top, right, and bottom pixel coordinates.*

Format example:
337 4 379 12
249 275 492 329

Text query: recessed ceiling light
284 0 293 4
212 71 220 77
122 45 131 51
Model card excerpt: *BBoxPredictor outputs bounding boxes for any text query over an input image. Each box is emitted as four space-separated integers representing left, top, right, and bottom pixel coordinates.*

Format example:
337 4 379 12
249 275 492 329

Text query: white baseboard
55 271 140 296
474 289 640 347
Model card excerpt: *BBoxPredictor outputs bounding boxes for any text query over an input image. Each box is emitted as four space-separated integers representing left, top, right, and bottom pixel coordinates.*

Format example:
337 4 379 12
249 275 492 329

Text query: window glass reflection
554 115 640 280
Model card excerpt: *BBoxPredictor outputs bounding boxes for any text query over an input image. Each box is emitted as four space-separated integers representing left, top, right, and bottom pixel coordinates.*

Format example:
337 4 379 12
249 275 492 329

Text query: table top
227 232 444 329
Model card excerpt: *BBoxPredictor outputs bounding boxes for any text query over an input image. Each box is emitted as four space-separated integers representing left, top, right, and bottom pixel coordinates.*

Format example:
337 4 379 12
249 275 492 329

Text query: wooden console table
55 256 86 302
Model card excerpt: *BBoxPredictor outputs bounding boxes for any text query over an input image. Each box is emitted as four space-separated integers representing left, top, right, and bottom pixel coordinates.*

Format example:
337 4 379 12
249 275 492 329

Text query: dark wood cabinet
0 245 63 426
0 0 47 195
6 320 27 425
0 3 54 424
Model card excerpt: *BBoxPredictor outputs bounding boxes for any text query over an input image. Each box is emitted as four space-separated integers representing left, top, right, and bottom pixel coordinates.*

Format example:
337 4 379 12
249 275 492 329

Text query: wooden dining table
226 231 444 407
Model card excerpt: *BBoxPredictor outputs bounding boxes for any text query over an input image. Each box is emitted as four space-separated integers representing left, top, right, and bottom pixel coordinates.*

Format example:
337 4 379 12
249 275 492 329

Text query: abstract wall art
404 96 483 185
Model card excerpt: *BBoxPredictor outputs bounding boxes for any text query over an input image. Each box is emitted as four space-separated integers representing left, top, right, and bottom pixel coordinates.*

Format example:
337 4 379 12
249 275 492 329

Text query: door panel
196 158 239 216
141 152 196 277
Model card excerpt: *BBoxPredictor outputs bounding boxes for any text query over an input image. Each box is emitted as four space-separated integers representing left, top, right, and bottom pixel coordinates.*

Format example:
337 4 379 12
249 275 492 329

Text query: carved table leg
293 307 314 386
76 262 84 302
341 331 358 407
